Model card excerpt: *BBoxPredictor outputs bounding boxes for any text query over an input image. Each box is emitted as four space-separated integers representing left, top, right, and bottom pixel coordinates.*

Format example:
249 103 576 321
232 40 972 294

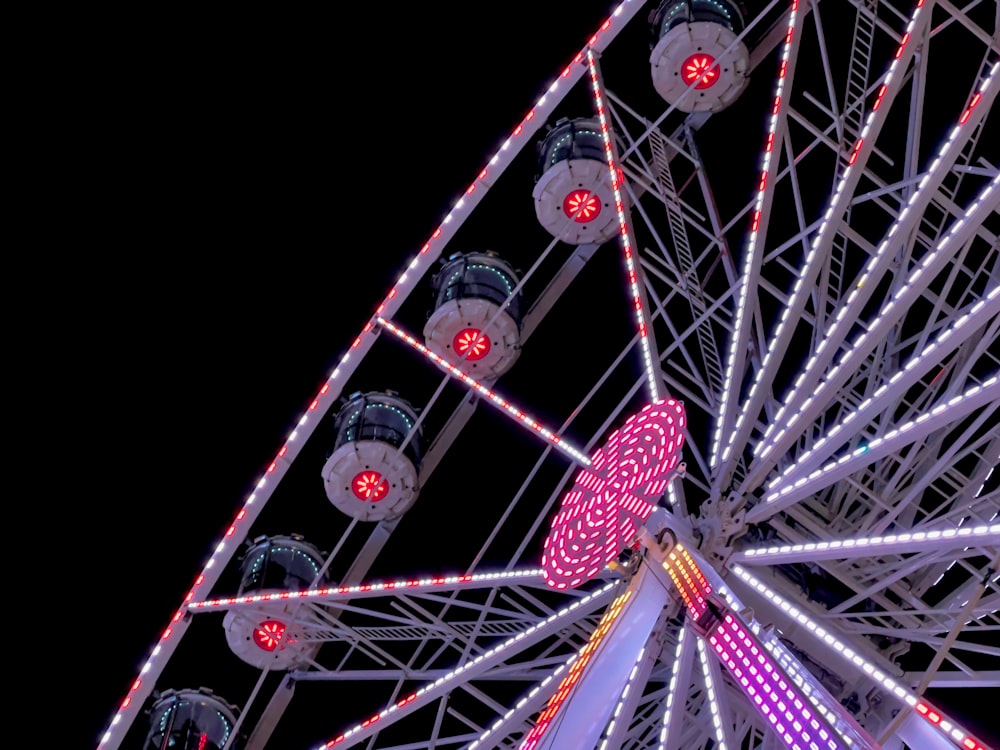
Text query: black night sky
65 4 997 749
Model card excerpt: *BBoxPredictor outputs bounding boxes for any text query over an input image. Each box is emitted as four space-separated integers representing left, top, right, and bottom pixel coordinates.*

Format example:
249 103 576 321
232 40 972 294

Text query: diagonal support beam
748 376 999 520
747 76 1000 487
724 0 935 502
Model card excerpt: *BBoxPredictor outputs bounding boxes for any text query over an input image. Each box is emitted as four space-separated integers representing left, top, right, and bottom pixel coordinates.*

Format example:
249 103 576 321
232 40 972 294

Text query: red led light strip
519 590 633 749
585 49 661 403
190 570 546 610
376 316 591 466
915 701 990 750
662 544 712 619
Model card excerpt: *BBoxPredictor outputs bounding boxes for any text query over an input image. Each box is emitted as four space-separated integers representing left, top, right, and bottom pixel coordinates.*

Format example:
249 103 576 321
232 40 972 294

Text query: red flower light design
681 53 719 89
253 619 287 652
563 190 601 223
352 470 389 501
453 327 491 361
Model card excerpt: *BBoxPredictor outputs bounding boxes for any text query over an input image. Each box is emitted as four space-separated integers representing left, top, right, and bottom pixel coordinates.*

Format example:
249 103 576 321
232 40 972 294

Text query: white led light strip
724 0 932 474
697 637 732 750
657 626 692 749
735 524 1000 564
756 376 999 511
377 316 592 466
585 49 660 402
598 646 648 749
713 0 802 469
321 581 619 749
190 568 546 610
763 278 1000 494
731 565 993 750
755 70 1000 466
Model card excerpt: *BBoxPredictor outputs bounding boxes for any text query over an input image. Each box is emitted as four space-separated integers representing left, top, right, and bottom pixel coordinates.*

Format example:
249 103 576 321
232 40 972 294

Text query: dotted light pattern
321 581 620 749
376 316 592 466
709 613 844 750
191 569 544 611
763 286 1000 496
760 375 999 507
542 399 687 589
765 636 881 749
714 584 878 748
597 645 647 749
517 590 633 750
696 638 731 750
711 0 801 470
755 69 999 467
738 524 1000 560
657 626 692 749
732 565 993 750
90 5 648 748
662 543 713 619
720 0 931 470
585 49 661 402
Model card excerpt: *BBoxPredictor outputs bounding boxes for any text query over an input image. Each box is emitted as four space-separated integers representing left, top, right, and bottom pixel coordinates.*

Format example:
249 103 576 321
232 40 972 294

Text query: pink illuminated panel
542 399 686 589
709 613 844 750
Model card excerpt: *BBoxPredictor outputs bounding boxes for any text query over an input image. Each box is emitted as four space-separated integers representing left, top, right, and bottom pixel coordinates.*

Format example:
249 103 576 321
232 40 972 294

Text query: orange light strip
519 590 633 749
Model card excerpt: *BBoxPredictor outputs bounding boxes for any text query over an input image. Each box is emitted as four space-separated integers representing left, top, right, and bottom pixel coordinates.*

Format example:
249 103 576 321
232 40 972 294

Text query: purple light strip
707 613 845 750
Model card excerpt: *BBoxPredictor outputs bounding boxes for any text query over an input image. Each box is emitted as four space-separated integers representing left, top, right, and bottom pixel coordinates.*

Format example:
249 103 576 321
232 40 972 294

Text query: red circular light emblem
453 328 491 361
563 190 601 223
253 619 287 652
681 54 719 89
352 470 389 501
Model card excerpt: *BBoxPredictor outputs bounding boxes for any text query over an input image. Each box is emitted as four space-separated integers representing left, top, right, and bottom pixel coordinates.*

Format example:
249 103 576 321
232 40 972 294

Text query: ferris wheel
97 0 999 749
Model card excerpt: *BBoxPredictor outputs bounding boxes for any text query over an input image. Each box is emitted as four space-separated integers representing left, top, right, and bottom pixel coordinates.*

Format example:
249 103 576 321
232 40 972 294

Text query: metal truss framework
99 0 999 749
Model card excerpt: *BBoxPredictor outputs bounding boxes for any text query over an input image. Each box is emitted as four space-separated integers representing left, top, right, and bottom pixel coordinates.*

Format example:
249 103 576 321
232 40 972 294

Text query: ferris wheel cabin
532 117 620 245
143 687 243 750
321 390 423 522
222 534 329 670
649 0 750 112
423 250 523 378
